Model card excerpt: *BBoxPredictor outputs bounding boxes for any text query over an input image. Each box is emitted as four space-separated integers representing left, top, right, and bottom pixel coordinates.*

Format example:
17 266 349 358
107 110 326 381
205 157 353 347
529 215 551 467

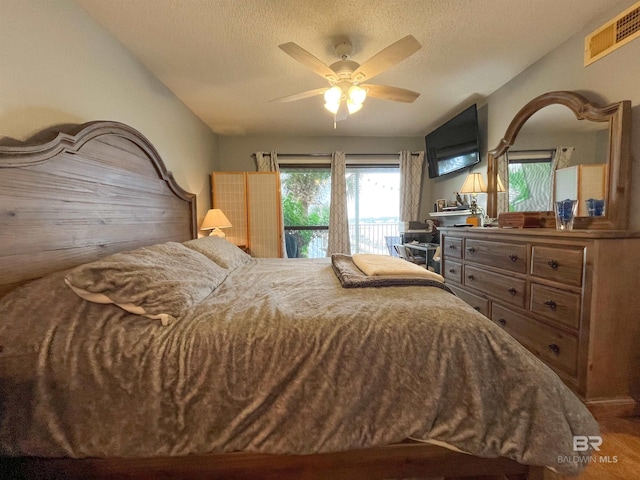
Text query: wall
0 0 219 222
478 0 640 228
217 135 424 171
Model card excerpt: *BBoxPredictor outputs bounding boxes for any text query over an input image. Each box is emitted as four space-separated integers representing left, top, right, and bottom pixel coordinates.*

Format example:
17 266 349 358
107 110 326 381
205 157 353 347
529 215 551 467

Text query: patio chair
385 236 401 256
393 244 427 266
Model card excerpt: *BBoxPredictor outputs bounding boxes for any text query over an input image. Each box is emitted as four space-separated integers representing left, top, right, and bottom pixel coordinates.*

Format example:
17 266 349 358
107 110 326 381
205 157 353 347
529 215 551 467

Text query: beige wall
429 0 640 228
218 135 424 168
0 0 220 223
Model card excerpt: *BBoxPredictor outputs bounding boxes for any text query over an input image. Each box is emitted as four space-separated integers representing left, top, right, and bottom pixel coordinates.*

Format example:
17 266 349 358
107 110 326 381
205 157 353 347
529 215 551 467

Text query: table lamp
201 209 232 237
459 173 487 214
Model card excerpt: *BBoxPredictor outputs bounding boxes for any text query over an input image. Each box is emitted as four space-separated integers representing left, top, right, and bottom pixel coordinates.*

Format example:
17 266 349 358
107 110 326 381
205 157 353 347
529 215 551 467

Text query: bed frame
0 121 544 480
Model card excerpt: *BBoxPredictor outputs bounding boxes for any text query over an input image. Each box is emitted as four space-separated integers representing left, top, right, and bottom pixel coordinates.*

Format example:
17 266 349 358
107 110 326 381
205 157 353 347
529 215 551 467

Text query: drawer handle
498 319 506 326
544 300 557 310
507 287 517 295
509 253 518 262
467 274 475 281
449 244 456 250
467 247 476 253
547 260 559 269
448 269 456 274
473 306 481 311
548 343 560 355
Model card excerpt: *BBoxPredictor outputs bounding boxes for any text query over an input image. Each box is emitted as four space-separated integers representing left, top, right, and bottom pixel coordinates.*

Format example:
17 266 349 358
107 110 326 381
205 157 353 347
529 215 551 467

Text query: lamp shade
459 173 487 194
346 99 363 114
324 86 342 104
201 209 232 231
348 85 366 105
324 83 367 119
324 101 340 114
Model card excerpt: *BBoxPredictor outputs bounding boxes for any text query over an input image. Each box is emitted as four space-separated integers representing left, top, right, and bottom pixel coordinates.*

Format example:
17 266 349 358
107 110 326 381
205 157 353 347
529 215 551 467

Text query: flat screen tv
426 104 480 178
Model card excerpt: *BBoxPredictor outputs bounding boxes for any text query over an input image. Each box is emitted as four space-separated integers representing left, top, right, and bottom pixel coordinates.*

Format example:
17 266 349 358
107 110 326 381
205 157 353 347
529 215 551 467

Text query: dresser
440 227 640 417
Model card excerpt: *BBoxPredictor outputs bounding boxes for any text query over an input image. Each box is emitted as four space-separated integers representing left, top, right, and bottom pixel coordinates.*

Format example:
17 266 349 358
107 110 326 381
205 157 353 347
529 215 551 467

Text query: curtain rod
268 152 422 157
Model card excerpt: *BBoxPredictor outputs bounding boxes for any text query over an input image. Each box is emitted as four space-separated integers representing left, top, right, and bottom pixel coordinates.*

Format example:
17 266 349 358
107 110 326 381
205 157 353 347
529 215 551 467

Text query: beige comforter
0 258 597 474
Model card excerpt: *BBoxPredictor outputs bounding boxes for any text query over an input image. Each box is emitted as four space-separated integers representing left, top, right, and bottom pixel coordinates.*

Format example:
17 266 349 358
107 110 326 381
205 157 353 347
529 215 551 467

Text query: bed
0 121 598 479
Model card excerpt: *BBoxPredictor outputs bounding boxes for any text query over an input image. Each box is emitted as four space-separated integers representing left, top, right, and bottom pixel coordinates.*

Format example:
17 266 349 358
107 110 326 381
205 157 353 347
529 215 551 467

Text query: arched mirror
486 91 631 230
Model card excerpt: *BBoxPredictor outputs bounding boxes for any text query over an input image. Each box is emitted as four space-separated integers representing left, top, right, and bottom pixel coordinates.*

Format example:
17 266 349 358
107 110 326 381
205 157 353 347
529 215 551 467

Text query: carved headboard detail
0 121 197 297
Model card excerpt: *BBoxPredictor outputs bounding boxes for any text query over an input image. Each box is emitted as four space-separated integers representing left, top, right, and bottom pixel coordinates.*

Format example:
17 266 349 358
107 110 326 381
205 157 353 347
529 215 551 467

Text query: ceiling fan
272 35 422 123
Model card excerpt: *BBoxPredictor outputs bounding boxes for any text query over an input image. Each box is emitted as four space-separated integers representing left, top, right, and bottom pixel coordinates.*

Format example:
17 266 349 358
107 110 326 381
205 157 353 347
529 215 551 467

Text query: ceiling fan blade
352 35 421 82
362 84 420 103
269 88 327 103
278 42 339 82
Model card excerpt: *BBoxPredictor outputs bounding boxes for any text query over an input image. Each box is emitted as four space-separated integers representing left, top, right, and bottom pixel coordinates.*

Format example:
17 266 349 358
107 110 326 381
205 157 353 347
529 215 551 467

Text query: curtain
399 151 425 222
549 146 574 209
255 151 279 172
497 154 509 215
253 151 287 257
326 151 351 255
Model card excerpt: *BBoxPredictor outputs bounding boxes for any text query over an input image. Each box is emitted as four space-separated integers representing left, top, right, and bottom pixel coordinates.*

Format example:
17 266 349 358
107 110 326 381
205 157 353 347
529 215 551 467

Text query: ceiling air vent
585 0 640 66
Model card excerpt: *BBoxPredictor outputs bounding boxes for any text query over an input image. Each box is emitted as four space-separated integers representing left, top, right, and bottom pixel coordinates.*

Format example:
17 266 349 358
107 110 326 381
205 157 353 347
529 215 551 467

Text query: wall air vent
585 0 640 66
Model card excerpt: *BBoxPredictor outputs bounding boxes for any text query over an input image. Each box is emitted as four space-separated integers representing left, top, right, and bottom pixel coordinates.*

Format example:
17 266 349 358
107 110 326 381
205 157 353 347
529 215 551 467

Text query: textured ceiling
74 0 618 137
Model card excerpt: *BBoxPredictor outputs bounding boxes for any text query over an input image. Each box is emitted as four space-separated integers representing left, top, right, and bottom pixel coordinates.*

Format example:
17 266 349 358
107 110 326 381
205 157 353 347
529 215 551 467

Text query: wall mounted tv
426 104 480 178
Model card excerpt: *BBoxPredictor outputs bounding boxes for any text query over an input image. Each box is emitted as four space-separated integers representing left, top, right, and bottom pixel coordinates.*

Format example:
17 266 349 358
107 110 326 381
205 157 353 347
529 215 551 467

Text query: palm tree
281 170 330 212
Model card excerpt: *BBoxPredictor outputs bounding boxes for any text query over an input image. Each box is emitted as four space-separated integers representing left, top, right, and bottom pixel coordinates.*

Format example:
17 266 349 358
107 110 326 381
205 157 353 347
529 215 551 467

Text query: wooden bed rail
0 442 545 480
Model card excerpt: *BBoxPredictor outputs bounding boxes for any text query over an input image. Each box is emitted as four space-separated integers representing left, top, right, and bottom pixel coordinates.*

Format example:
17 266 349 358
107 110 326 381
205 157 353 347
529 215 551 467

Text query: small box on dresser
440 226 640 418
497 212 542 228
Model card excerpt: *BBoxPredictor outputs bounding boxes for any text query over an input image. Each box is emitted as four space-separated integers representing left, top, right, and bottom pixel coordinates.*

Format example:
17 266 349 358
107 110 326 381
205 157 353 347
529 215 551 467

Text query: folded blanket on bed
352 253 444 282
332 253 451 291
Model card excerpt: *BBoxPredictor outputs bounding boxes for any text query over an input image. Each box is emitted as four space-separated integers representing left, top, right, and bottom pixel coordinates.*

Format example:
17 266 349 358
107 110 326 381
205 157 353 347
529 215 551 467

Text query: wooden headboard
0 121 197 297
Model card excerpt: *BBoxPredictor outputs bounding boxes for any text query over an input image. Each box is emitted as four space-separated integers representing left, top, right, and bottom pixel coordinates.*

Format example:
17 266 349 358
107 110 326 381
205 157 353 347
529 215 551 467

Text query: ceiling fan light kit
349 85 367 104
323 83 367 116
274 35 422 125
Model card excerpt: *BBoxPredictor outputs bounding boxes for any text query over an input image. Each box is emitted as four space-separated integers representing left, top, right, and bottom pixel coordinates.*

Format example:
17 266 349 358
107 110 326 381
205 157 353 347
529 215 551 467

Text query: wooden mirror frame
486 91 632 230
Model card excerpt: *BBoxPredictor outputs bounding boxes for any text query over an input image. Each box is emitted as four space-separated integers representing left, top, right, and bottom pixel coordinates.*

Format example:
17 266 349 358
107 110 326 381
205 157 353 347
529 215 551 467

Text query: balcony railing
285 222 401 258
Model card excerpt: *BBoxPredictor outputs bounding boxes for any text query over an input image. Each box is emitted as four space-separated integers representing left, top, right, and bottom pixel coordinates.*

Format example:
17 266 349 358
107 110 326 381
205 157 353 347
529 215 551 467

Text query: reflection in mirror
503 104 609 214
506 149 554 212
487 91 631 230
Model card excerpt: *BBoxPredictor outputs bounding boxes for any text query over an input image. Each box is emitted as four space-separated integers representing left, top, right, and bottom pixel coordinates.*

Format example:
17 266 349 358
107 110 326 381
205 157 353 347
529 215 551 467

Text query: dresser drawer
531 246 584 286
449 285 489 317
444 260 462 284
464 239 527 274
464 265 526 308
530 283 581 330
492 304 578 377
443 237 463 259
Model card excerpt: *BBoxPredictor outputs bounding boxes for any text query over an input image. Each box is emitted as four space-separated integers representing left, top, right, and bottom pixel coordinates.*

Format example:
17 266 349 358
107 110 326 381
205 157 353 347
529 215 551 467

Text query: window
280 162 400 258
280 166 331 258
346 166 400 255
507 150 554 212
